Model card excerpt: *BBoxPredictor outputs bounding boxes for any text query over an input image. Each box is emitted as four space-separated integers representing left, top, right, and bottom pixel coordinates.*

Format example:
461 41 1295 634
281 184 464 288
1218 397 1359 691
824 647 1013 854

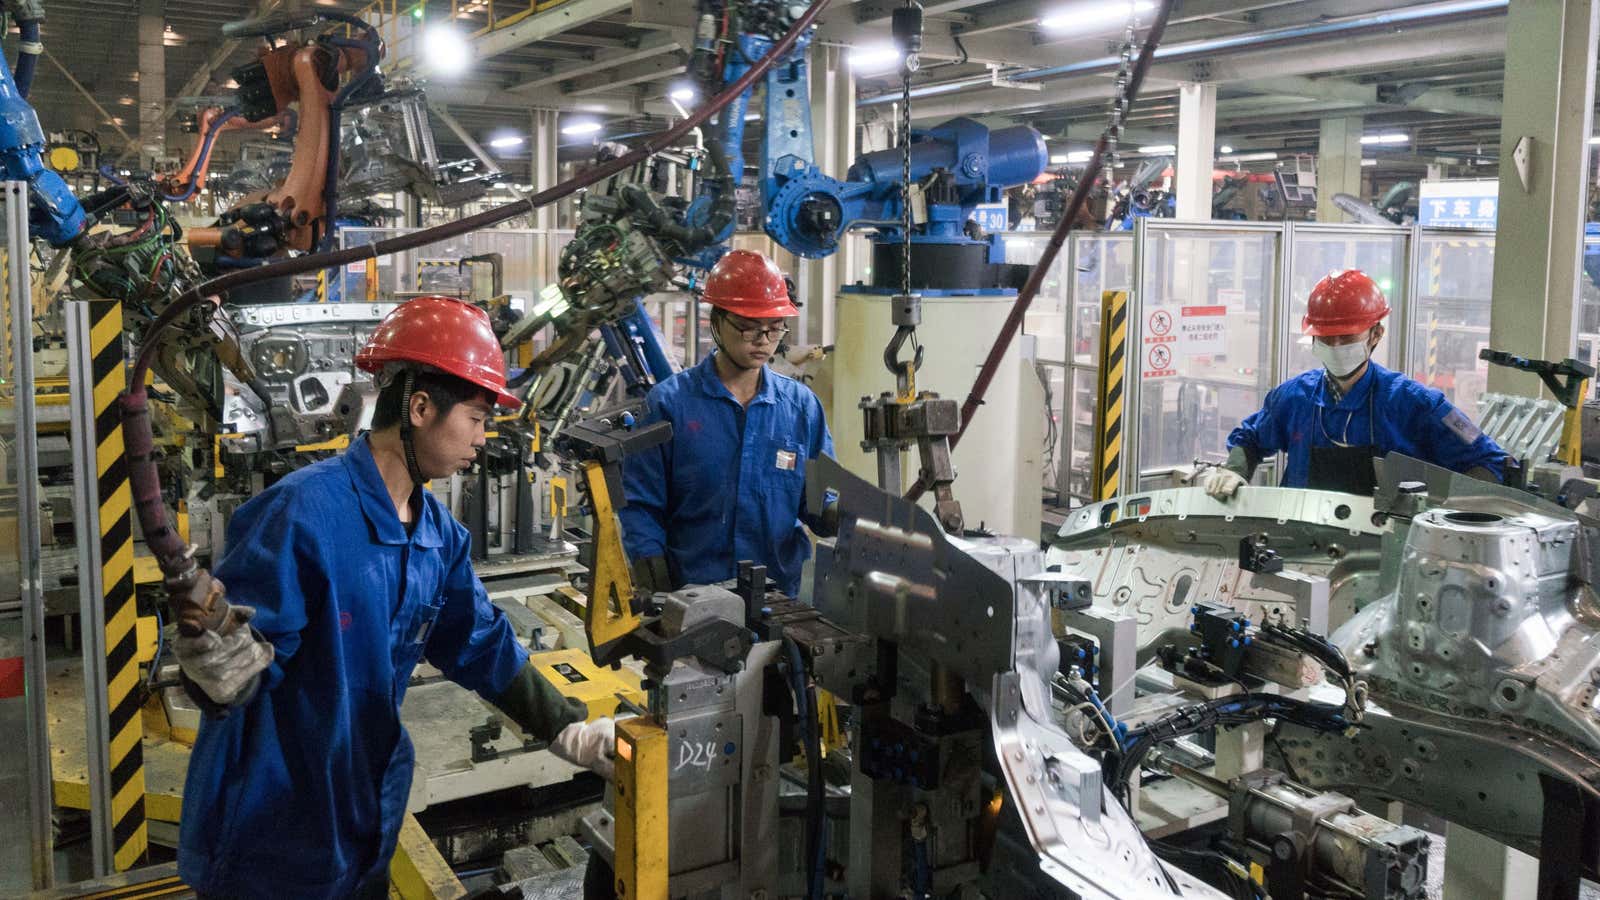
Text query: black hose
14 15 39 98
783 637 826 900
127 0 833 391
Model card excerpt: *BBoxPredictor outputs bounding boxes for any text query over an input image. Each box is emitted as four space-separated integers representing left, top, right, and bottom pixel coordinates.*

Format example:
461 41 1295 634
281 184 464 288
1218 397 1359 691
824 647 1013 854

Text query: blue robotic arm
0 22 86 247
763 117 1046 264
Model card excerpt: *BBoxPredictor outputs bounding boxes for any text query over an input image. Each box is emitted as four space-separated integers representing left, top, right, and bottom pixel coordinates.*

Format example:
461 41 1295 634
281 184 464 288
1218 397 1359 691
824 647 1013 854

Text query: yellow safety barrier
1091 290 1128 503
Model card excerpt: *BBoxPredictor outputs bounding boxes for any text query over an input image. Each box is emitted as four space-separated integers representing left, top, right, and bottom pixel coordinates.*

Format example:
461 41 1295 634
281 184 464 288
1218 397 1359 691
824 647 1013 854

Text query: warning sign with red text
1178 305 1227 358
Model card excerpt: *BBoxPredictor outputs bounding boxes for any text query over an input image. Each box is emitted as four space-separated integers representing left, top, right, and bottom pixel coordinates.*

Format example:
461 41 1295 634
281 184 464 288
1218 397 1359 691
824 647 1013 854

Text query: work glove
1199 466 1248 501
552 717 620 781
173 605 274 707
631 554 674 594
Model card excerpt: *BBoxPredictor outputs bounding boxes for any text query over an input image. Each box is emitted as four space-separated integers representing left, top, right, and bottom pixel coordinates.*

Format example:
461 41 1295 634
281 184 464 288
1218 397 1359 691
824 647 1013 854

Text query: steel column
1174 82 1217 220
803 45 855 346
1487 0 1600 397
1315 116 1363 224
136 0 165 165
5 181 52 888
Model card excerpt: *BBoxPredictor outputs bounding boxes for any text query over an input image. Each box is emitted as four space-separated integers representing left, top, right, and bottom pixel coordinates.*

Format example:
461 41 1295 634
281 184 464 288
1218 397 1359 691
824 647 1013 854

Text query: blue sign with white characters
1418 180 1498 228
972 202 1009 233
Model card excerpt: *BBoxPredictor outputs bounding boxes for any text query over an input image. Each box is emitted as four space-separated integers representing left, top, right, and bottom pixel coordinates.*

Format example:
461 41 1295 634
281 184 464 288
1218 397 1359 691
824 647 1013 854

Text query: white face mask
1312 338 1370 378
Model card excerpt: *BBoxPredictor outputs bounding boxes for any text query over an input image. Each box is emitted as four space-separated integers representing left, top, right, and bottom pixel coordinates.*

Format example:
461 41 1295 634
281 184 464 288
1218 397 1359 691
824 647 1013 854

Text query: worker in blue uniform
1201 270 1505 498
172 296 612 900
620 249 834 596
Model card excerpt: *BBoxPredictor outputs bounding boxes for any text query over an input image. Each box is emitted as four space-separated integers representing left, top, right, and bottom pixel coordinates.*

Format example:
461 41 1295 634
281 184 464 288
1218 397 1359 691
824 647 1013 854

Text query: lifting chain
1105 8 1142 171
886 0 924 401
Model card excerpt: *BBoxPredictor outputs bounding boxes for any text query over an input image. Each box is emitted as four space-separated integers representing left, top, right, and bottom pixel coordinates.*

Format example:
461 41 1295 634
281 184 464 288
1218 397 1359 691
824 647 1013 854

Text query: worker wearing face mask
1200 270 1506 499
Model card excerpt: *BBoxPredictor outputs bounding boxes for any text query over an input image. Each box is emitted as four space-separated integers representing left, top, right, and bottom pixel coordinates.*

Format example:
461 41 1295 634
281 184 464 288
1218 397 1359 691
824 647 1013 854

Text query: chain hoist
1105 8 1141 174
884 0 924 402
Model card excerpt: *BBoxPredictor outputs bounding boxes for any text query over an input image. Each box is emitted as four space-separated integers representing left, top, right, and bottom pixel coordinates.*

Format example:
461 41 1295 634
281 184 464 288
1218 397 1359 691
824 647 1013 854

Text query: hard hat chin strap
398 369 426 486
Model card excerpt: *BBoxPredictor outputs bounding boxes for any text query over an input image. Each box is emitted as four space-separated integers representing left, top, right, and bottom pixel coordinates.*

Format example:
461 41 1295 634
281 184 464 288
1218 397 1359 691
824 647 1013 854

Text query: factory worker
621 249 834 597
1201 269 1505 498
174 296 612 900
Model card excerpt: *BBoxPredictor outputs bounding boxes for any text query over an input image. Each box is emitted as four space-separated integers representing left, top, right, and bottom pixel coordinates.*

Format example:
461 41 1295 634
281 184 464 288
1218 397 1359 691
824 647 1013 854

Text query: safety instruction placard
1143 343 1175 378
1143 307 1178 378
1178 305 1227 357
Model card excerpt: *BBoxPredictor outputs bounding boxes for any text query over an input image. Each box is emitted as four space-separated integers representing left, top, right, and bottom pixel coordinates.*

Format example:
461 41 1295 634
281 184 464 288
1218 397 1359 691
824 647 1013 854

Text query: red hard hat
1302 270 1391 337
702 249 798 318
356 295 521 408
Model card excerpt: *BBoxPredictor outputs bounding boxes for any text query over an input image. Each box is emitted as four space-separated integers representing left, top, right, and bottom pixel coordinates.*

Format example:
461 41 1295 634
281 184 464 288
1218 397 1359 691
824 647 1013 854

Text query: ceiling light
1039 1 1155 33
1361 159 1378 167
1219 145 1233 154
744 112 762 121
1222 151 1277 162
1588 136 1600 145
1049 154 1071 164
118 96 134 106
1360 133 1409 145
1066 150 1093 163
561 120 602 136
670 85 696 102
1138 143 1175 154
488 135 525 149
421 24 472 77
849 45 902 72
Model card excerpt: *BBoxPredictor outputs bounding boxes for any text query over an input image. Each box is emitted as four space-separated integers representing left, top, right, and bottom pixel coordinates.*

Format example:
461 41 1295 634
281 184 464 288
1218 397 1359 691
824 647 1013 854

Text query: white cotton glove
552 716 618 781
1199 467 1247 501
173 605 274 706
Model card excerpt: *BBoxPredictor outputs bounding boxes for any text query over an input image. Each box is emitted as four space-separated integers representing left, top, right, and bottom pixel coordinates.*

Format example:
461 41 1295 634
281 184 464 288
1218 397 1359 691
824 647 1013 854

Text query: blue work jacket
620 352 834 595
178 435 529 900
1227 361 1506 488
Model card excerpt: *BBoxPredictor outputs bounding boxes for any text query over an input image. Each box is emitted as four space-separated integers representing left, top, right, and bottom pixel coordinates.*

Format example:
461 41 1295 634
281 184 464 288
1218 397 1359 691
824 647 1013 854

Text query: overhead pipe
859 0 1509 109
121 0 835 634
905 0 1175 503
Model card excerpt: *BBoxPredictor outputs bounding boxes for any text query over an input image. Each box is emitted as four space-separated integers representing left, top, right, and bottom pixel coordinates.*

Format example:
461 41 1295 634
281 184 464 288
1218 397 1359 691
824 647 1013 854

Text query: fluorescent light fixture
1221 151 1277 162
744 112 762 121
561 120 602 136
1138 143 1175 154
1050 150 1095 165
1589 136 1600 145
1219 145 1233 154
488 135 525 149
849 44 901 72
1360 133 1408 145
670 85 696 102
1361 158 1378 167
421 24 472 76
1040 1 1155 33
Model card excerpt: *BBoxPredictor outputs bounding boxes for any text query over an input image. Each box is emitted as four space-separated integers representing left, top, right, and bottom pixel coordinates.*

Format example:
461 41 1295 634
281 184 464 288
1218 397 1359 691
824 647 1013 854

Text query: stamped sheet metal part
1046 487 1385 657
1292 462 1600 856
805 456 1226 898
1045 454 1600 859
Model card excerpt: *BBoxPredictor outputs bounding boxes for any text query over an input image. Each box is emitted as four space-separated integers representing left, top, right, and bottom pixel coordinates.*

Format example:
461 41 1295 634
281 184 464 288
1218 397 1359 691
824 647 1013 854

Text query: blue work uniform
620 352 834 595
178 435 530 900
1227 361 1506 489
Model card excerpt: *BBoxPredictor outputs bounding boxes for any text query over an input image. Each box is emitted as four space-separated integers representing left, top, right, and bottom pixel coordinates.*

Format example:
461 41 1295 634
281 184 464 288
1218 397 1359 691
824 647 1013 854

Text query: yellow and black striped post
1426 312 1439 388
315 267 329 303
1091 290 1128 502
85 299 148 871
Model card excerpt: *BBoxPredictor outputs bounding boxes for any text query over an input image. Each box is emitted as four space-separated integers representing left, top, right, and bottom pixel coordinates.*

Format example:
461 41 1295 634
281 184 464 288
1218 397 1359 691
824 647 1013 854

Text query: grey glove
1200 467 1247 501
632 555 674 594
173 605 274 706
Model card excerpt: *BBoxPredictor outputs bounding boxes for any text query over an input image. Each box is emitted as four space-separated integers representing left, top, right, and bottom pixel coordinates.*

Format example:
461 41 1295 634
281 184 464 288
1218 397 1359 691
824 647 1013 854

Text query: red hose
905 0 1174 504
